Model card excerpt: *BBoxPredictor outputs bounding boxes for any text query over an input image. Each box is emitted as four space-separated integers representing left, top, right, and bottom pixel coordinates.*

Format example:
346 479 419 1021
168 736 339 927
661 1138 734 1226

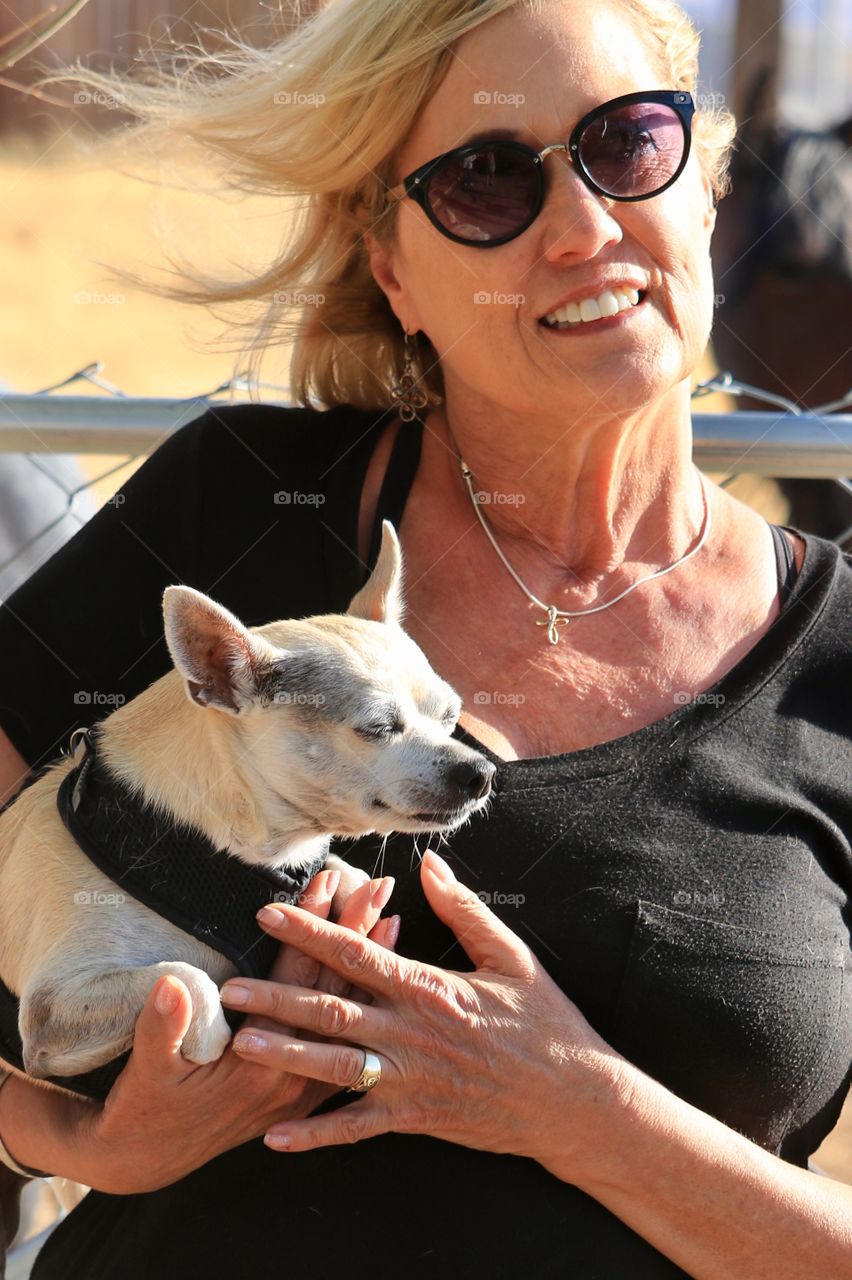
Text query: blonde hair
44 0 736 411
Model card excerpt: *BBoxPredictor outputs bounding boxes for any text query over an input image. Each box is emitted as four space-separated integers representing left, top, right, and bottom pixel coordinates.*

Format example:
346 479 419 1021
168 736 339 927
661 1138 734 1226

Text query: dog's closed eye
354 717 405 740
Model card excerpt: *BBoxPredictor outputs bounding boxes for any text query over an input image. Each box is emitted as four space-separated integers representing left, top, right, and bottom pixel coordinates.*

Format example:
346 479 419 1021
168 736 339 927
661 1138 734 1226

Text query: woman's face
369 1 718 425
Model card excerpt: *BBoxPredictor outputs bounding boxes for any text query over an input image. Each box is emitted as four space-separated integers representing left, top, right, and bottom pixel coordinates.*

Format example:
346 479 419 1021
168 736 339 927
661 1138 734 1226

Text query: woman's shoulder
179 399 383 472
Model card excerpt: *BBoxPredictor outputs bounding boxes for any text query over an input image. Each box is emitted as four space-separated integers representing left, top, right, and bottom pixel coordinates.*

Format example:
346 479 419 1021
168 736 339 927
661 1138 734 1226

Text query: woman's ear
363 225 423 335
365 229 404 311
701 171 718 233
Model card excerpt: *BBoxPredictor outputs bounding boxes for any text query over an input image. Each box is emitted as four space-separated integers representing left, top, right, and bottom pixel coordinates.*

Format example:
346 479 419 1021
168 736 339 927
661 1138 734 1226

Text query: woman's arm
223 850 852 1280
0 870 398 1194
548 1055 852 1280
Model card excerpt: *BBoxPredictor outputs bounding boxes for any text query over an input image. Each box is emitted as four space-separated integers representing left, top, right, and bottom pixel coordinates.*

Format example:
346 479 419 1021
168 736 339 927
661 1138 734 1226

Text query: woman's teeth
541 286 642 327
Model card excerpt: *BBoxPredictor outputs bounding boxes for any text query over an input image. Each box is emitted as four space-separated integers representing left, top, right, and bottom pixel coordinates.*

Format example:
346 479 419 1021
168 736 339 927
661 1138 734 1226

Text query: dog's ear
347 520 405 626
162 586 276 714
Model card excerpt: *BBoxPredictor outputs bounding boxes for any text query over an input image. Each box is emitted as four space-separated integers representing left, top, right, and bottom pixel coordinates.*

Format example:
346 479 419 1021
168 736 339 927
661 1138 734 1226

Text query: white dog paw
154 962 232 1064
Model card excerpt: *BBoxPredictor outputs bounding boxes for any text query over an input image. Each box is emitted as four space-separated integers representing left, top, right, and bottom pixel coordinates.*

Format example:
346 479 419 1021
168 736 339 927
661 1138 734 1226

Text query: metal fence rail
1 365 851 601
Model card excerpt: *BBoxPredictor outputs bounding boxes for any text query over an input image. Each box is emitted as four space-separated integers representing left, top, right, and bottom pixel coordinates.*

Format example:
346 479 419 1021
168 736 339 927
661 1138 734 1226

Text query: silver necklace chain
459 459 712 644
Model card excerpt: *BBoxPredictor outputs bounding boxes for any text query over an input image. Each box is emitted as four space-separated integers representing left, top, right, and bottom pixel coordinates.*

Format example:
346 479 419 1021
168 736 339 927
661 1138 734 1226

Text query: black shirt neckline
320 406 842 787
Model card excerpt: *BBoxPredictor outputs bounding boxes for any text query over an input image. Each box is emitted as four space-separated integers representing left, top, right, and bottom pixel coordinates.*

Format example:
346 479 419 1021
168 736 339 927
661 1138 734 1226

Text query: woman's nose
536 154 624 262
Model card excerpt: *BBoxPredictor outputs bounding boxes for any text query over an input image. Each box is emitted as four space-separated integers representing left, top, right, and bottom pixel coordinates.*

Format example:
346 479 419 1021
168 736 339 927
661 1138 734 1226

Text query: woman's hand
72 868 399 1195
221 851 626 1181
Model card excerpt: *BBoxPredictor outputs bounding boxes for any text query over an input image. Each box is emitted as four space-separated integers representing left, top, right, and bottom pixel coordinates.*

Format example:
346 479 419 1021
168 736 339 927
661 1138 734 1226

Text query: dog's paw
155 962 232 1064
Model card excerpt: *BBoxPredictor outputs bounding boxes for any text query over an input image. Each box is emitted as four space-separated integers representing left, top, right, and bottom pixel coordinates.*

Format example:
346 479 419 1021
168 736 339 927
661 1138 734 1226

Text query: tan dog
0 523 493 1081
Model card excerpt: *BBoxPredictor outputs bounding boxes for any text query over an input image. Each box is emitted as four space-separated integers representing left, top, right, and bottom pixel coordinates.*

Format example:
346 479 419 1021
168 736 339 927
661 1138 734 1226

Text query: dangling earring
390 329 429 422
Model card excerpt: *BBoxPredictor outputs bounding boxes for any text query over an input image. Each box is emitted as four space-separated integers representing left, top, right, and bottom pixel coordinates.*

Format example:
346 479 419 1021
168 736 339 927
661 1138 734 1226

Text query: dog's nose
446 758 495 803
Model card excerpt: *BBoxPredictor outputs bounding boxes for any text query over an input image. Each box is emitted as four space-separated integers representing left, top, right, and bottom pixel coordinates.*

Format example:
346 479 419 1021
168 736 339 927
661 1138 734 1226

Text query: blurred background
0 4 850 1266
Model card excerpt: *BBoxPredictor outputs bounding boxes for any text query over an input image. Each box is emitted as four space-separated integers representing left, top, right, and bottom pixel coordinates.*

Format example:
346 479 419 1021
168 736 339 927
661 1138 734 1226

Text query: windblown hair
44 0 736 411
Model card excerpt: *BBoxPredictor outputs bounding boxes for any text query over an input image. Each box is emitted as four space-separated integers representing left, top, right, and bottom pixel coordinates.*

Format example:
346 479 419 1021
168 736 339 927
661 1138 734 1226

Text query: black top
0 403 849 1280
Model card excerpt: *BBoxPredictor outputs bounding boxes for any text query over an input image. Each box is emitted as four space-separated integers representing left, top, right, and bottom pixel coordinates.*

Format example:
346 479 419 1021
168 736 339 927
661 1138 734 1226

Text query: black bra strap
768 523 798 609
366 418 424 573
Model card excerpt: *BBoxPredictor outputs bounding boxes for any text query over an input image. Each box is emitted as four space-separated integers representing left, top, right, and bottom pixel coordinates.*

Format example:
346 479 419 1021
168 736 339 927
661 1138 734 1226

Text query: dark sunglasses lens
578 102 685 197
425 145 539 242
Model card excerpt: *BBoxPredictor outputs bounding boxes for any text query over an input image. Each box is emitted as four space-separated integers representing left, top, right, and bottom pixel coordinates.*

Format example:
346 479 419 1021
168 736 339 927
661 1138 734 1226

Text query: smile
540 287 646 329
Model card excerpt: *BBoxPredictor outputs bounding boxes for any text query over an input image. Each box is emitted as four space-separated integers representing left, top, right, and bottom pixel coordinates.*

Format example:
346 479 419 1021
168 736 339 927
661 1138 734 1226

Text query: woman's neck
427 382 708 608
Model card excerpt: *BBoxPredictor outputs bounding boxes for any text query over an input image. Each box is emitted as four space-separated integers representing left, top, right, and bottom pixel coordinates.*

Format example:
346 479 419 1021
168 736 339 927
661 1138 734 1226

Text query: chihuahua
0 523 493 1081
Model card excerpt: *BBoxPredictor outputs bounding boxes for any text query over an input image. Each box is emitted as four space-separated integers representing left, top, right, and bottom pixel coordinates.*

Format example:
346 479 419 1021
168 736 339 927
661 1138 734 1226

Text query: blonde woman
0 2 850 1277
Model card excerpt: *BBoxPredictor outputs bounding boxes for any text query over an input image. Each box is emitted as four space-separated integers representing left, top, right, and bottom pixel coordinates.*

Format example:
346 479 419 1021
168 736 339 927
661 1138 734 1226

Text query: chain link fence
1 364 851 603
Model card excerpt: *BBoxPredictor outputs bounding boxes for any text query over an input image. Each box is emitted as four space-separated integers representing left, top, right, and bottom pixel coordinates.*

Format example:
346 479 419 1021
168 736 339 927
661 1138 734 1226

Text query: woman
0 0 849 1276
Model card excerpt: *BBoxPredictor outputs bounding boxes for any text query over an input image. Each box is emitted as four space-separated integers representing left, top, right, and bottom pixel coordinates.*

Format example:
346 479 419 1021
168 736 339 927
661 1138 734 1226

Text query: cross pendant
535 605 568 645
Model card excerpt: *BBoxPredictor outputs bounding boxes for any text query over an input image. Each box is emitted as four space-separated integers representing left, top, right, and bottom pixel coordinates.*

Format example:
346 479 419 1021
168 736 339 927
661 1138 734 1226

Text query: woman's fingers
316 876 396 998
230 1028 381 1093
221 978 389 1045
265 1099 388 1153
264 868 340 988
254 900 402 998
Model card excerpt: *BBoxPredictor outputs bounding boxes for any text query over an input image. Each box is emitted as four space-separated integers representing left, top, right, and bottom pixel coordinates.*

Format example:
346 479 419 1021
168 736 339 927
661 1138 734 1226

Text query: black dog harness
0 728 327 1098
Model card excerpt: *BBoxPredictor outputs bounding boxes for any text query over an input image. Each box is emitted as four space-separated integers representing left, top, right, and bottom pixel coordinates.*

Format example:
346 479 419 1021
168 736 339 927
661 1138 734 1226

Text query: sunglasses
387 90 695 247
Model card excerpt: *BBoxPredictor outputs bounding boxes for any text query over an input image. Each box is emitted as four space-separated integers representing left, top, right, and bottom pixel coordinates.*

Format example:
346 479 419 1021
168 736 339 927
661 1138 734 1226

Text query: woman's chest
400 580 772 760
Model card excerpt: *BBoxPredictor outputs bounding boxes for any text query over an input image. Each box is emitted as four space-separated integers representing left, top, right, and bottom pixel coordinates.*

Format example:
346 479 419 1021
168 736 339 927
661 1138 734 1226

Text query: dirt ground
0 134 849 1184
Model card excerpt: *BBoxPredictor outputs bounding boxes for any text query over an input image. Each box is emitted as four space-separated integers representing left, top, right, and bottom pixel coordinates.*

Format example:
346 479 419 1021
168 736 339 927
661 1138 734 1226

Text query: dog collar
0 728 328 1099
57 727 328 978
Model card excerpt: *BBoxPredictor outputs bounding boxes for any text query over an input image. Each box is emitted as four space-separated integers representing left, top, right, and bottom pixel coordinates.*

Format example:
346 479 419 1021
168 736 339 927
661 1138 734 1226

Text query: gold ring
346 1049 382 1092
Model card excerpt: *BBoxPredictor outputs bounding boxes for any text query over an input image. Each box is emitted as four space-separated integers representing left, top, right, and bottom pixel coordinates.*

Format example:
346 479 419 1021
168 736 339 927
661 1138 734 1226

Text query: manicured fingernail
371 877 395 911
155 979 178 1015
220 983 250 1006
325 870 342 897
424 850 455 883
233 1032 267 1054
257 905 285 929
386 914 401 947
265 1132 291 1150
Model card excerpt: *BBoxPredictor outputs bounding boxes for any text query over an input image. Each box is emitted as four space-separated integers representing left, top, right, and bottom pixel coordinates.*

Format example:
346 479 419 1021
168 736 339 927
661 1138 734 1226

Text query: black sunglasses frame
389 90 696 248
